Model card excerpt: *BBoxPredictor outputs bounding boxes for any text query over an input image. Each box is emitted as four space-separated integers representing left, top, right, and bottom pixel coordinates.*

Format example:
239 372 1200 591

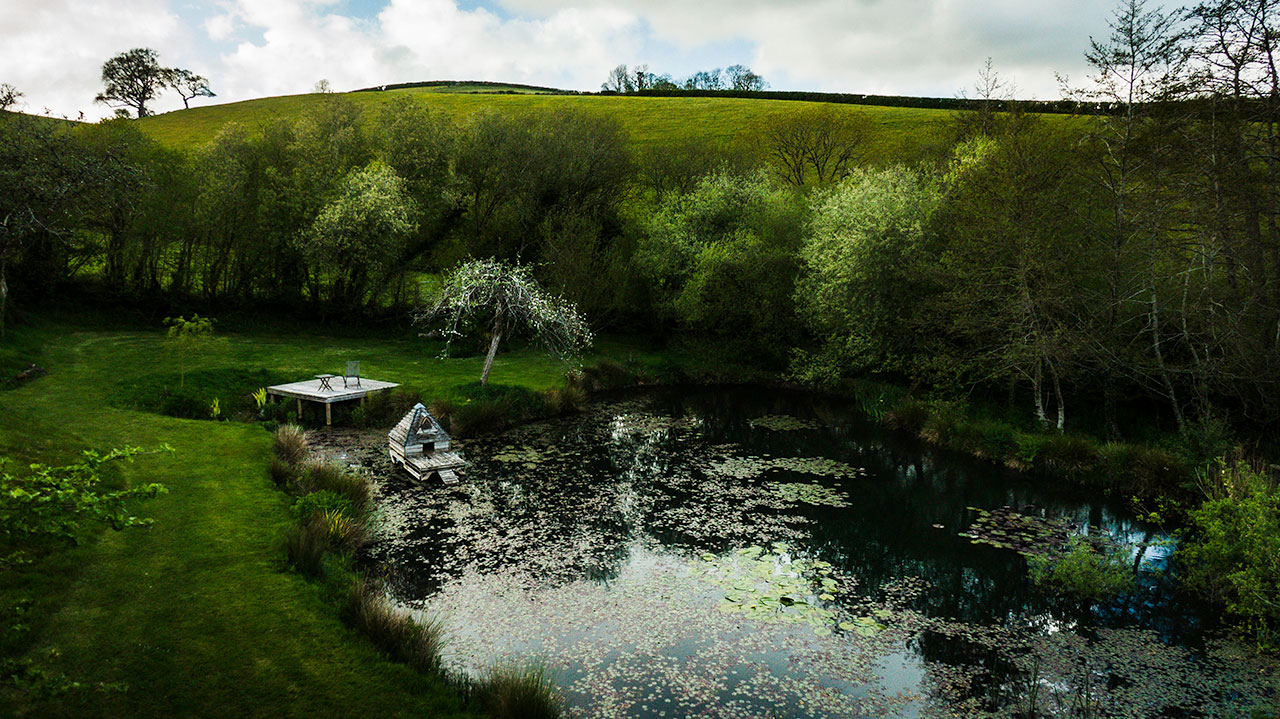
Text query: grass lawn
0 317 666 717
135 87 963 162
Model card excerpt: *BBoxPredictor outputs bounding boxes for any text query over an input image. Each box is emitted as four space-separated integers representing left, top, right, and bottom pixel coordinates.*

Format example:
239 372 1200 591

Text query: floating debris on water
749 415 820 431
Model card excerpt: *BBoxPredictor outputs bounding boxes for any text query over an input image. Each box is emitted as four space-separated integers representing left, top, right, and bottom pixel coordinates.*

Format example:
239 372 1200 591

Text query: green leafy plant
290 491 353 522
0 447 169 567
251 387 268 412
1182 459 1280 650
208 397 221 420
1027 535 1136 603
162 314 221 388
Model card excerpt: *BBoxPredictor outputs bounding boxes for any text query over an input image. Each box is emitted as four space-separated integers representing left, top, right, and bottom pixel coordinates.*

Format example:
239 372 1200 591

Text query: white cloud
0 0 182 118
210 0 643 106
498 0 1125 98
2 0 1154 120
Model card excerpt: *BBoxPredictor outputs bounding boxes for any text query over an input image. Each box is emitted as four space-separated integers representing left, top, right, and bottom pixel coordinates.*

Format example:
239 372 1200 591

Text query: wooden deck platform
267 377 399 425
394 450 465 484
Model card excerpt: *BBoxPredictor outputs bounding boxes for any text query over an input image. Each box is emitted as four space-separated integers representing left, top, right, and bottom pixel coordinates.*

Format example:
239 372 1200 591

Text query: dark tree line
601 64 766 93
1 0 1277 436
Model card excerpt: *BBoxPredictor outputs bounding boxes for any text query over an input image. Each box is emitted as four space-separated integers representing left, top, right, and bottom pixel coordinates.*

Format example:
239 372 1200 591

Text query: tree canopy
416 259 592 385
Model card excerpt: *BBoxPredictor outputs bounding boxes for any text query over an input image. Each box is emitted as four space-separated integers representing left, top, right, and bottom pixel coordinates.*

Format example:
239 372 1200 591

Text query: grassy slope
136 88 959 161
0 321 658 717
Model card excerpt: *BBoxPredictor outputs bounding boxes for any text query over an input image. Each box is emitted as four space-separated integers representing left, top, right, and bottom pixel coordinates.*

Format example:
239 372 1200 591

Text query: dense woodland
2 0 1278 443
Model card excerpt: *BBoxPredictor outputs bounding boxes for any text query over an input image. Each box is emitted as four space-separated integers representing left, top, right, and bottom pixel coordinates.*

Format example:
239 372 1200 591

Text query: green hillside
136 87 958 161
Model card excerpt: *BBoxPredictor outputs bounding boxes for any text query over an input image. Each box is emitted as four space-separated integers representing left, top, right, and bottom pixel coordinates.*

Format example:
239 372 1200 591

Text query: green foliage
794 165 940 379
162 315 220 388
638 171 804 360
1027 535 1136 603
1182 460 1280 649
297 461 370 511
304 161 419 310
0 447 168 566
290 491 353 522
431 382 555 437
284 512 330 578
268 457 296 487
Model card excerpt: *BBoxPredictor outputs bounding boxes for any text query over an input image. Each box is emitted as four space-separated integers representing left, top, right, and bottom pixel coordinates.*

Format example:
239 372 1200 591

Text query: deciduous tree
416 259 592 385
95 48 171 118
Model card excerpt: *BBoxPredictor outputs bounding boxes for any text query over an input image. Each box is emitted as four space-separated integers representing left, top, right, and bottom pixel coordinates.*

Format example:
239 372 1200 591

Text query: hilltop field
135 85 967 161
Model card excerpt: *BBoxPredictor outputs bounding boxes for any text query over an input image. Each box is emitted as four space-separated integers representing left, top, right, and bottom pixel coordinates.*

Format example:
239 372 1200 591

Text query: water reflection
362 387 1275 718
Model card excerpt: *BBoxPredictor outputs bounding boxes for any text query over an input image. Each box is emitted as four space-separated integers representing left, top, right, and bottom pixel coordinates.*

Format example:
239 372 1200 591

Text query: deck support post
325 403 332 426
297 398 302 419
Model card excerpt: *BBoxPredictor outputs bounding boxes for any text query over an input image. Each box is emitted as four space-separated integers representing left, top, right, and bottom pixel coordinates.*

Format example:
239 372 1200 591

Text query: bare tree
0 84 21 111
601 64 633 93
726 64 767 91
765 106 872 186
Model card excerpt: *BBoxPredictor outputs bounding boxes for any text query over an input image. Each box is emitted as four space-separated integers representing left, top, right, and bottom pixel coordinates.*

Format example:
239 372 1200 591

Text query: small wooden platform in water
267 377 399 425
388 403 464 484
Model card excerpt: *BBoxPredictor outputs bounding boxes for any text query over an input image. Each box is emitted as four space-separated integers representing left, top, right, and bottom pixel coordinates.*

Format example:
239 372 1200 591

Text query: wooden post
296 398 302 419
325 402 332 426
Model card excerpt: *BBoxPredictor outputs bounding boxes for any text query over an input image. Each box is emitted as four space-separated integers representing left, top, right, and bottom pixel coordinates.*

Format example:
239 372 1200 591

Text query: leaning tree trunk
480 310 505 386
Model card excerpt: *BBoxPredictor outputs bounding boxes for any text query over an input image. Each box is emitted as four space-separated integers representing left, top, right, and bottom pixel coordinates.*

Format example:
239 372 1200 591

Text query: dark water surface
362 387 1276 718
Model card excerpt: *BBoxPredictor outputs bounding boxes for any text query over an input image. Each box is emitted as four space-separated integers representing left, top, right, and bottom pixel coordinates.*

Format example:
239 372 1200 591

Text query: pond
360 387 1277 718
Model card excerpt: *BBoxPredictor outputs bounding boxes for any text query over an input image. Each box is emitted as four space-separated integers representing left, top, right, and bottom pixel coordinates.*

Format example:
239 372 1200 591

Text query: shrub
291 490 353 522
577 360 636 391
1182 459 1280 650
273 425 308 466
358 390 424 428
296 461 371 510
919 401 964 445
285 513 330 578
446 400 511 437
884 398 929 434
344 578 446 674
478 661 564 719
948 419 1019 462
542 382 586 416
159 388 207 419
1032 434 1098 475
1027 536 1136 603
268 457 296 487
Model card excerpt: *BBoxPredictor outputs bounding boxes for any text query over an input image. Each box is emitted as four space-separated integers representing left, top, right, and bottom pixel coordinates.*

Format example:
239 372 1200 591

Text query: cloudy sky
3 0 1140 119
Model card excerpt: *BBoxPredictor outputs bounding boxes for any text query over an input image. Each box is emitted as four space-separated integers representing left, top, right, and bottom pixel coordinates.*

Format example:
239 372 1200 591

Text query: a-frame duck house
388 403 464 484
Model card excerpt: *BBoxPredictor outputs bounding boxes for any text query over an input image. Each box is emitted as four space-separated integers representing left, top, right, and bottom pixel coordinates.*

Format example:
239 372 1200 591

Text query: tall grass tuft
274 424 309 466
298 460 371 510
542 381 586 416
285 513 330 577
344 577 446 674
268 456 296 487
323 509 367 552
478 661 565 719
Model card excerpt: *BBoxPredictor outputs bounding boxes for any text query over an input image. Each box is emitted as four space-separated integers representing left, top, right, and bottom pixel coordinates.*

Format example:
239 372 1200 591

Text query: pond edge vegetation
270 424 566 719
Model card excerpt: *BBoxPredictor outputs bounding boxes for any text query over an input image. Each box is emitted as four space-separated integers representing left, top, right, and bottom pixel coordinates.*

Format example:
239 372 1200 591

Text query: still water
362 387 1276 718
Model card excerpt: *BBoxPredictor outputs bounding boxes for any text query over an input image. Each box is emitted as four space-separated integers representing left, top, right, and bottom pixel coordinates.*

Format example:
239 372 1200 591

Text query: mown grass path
0 323 618 718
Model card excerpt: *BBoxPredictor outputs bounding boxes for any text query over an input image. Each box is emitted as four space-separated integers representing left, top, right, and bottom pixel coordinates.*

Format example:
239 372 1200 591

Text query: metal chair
343 360 361 388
